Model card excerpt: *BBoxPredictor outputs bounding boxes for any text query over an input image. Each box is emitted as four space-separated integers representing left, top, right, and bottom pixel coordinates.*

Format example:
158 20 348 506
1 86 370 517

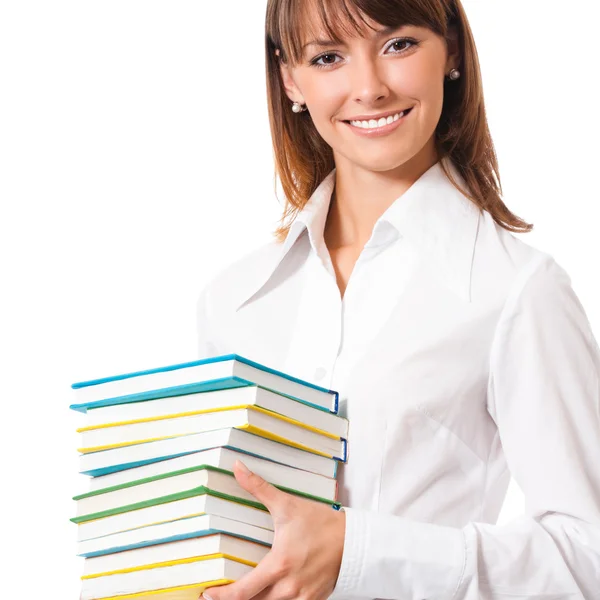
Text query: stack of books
70 354 347 600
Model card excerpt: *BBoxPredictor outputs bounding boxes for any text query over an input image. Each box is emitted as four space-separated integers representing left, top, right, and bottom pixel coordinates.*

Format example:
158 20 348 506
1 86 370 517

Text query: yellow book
81 385 348 439
80 556 252 600
77 405 347 461
87 579 232 600
82 534 268 579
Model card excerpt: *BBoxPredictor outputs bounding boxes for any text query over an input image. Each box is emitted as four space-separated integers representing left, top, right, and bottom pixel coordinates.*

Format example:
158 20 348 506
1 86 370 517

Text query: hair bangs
272 0 449 65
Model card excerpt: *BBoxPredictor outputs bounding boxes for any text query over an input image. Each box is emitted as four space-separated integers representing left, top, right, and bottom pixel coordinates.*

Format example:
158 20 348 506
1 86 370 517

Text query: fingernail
202 594 214 600
236 460 250 475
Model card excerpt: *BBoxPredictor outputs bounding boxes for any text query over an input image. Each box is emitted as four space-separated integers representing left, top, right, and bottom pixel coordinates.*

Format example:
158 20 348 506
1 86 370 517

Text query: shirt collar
235 157 482 311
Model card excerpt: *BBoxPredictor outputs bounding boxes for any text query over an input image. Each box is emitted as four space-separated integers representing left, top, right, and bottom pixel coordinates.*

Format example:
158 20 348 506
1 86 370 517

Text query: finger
242 584 276 600
202 551 282 600
250 577 302 600
234 460 285 512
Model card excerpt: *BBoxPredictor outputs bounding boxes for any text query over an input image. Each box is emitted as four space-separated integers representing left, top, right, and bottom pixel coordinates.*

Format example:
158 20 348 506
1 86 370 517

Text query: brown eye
392 40 409 51
386 38 419 55
310 52 342 68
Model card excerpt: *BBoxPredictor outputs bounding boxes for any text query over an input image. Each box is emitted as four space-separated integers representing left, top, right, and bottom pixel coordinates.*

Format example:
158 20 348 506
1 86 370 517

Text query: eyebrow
301 25 404 52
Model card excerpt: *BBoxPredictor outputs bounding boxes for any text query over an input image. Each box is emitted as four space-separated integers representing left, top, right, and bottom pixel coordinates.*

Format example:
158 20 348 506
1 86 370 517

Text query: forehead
297 0 382 45
280 0 425 63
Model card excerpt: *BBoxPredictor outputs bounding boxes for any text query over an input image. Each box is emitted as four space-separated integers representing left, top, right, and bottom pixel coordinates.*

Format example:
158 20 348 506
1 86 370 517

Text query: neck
324 146 439 250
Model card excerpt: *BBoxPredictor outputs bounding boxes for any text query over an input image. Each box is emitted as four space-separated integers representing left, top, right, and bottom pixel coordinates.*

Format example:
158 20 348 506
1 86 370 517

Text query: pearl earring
447 68 460 80
292 101 307 113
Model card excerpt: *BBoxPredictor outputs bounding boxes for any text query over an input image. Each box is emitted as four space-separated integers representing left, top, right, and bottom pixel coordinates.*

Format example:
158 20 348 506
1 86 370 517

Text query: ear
276 49 305 105
445 24 461 72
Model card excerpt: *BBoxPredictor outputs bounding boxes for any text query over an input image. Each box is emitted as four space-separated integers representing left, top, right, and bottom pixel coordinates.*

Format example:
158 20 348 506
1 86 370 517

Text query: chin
353 154 413 173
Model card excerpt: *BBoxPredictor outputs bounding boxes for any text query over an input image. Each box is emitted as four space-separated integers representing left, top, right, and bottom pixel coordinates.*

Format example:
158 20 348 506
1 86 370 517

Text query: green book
72 464 341 523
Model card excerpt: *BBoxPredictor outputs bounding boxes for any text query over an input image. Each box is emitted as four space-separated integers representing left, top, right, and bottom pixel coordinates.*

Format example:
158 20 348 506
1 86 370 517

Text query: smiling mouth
343 107 413 129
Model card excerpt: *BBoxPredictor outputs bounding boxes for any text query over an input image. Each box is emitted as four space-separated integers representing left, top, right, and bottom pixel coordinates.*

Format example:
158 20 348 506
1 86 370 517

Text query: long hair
264 0 533 242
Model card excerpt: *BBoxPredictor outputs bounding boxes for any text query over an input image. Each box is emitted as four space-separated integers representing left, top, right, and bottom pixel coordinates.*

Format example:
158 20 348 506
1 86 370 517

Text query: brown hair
264 0 533 242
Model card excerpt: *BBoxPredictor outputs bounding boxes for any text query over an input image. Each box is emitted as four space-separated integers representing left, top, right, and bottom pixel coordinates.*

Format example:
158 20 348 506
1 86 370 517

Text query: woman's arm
330 253 600 600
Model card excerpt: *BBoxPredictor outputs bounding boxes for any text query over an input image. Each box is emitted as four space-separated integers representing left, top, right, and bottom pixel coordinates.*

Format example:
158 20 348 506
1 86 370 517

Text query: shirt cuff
329 507 466 600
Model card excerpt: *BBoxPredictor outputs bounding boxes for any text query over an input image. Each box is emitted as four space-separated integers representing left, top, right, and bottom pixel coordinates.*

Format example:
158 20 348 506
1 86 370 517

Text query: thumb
233 460 283 512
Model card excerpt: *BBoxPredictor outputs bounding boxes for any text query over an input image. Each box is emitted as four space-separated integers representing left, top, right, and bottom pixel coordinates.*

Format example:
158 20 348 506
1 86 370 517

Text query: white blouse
196 158 600 599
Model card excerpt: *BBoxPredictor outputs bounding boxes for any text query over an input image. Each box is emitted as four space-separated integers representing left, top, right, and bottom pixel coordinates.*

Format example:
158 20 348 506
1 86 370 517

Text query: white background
1 1 598 597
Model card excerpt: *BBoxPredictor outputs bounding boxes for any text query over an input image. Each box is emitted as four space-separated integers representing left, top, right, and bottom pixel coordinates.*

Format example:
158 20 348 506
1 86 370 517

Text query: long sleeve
329 253 600 600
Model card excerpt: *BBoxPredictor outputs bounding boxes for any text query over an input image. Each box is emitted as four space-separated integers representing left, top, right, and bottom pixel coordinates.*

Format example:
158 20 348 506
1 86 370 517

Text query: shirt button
314 367 327 381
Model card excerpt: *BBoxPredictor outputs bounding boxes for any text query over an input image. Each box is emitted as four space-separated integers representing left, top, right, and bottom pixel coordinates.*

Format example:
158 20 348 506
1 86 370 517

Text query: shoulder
475 211 590 334
499 244 583 329
472 209 569 303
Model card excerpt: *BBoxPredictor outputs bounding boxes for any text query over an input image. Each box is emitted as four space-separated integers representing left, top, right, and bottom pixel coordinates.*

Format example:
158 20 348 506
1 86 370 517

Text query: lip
343 107 413 137
343 107 413 122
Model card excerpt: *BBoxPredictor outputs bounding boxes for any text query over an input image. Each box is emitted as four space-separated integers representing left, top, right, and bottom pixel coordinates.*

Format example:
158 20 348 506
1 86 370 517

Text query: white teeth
349 110 406 129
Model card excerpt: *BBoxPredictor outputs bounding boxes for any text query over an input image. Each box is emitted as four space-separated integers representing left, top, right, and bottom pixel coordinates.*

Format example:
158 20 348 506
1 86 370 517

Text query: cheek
388 59 444 112
304 78 346 118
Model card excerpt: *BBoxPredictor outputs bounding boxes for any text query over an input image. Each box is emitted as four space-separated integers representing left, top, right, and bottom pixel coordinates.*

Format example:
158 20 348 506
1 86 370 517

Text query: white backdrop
1 1 598 597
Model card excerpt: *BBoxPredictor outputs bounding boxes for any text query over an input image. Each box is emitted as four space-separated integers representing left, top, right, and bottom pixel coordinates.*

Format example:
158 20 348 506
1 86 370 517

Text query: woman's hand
201 460 345 600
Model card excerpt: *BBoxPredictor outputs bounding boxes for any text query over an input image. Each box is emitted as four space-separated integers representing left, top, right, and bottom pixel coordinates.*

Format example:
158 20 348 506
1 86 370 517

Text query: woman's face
279 17 459 173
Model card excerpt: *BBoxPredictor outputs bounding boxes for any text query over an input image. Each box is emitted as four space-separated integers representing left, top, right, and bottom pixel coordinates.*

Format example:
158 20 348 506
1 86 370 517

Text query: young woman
198 1 600 599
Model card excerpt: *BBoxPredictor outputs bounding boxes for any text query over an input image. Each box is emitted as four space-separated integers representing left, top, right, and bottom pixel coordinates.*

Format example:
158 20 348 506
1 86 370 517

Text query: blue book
70 353 339 414
77 512 272 558
78 427 339 479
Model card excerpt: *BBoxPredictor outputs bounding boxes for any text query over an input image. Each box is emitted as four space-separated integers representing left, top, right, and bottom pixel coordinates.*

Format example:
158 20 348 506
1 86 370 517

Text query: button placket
283 249 342 389
321 262 343 389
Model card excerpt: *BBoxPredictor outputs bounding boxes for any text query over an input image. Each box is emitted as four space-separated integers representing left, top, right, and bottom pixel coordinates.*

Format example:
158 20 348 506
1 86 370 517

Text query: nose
350 55 390 105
